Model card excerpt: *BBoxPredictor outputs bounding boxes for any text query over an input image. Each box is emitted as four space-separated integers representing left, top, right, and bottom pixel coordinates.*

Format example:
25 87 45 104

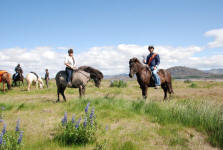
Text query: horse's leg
141 86 148 100
82 86 86 96
61 88 66 102
3 82 5 92
79 85 83 98
36 81 38 89
56 88 60 102
27 81 30 91
161 83 168 101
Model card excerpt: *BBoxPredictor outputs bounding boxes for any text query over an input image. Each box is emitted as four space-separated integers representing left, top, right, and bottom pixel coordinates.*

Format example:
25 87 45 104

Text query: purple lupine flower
83 117 87 128
16 119 20 132
0 120 3 123
72 114 75 124
90 107 95 125
61 112 67 126
0 133 3 145
2 124 6 135
90 107 95 119
75 117 81 128
17 131 23 144
85 103 90 114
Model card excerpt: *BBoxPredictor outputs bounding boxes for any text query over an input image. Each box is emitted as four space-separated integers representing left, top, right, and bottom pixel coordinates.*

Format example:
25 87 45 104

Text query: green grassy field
0 79 223 150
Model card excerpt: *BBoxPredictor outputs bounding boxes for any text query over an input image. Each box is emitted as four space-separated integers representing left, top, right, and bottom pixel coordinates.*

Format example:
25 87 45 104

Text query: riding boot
67 82 72 88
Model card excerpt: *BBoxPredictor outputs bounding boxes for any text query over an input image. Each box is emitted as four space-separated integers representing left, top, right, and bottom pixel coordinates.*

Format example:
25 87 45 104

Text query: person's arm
144 55 149 64
64 56 72 68
154 54 160 69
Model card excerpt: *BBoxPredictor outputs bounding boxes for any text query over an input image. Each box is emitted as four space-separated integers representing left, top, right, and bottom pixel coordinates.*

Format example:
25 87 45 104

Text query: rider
143 46 161 89
64 49 77 87
14 64 23 80
45 69 49 88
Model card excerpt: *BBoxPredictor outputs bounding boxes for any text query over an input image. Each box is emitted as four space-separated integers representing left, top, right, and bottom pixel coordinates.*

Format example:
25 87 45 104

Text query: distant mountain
204 68 223 74
167 66 223 79
104 66 223 80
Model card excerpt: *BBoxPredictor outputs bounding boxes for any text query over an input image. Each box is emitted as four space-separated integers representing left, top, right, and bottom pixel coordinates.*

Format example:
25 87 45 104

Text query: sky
0 0 223 77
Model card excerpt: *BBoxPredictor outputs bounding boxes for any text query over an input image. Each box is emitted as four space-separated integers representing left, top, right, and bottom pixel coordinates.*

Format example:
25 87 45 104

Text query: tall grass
131 99 223 148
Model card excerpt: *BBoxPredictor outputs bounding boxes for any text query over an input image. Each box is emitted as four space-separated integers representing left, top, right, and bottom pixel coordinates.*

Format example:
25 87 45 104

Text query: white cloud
1 28 223 76
0 44 222 77
205 28 223 48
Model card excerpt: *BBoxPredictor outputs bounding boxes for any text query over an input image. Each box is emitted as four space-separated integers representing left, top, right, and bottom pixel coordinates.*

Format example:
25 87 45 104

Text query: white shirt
64 55 77 68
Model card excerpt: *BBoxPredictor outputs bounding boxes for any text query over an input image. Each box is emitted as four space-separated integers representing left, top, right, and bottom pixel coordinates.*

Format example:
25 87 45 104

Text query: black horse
12 70 24 87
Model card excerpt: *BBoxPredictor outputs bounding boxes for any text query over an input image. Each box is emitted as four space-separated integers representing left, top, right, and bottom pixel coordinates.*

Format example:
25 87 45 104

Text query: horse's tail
168 73 174 94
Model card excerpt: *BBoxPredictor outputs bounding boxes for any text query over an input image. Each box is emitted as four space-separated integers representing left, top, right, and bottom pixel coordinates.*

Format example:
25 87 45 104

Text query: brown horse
0 71 11 92
129 57 174 100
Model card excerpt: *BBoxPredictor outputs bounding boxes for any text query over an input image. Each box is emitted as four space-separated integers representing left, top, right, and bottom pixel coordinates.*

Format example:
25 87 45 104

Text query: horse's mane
130 57 143 65
78 66 104 79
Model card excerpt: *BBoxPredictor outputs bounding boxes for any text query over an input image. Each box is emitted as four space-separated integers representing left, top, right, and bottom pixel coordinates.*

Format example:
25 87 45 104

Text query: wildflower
72 114 75 124
61 112 67 126
2 124 6 135
90 107 95 125
0 133 2 145
16 119 20 132
17 131 23 144
90 107 94 119
75 117 81 128
83 117 87 128
85 103 90 114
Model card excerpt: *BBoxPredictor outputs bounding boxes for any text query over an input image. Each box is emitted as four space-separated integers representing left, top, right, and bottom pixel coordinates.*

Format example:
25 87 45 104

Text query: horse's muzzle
129 73 133 78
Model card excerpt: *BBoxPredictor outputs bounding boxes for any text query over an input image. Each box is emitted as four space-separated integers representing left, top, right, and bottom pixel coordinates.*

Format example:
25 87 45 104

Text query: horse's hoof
56 100 59 103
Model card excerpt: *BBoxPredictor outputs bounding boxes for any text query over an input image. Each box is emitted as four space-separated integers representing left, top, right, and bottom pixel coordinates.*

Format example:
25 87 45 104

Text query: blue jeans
66 67 73 82
150 66 161 86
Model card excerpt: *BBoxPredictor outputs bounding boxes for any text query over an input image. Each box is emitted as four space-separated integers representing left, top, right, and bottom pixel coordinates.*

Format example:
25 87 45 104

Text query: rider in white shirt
64 49 77 87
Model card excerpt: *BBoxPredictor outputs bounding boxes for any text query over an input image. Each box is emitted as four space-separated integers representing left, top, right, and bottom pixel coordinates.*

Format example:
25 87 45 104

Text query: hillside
205 68 223 74
167 66 223 79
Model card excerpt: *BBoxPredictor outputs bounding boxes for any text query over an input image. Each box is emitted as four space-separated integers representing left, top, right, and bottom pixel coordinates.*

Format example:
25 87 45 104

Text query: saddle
0 71 7 82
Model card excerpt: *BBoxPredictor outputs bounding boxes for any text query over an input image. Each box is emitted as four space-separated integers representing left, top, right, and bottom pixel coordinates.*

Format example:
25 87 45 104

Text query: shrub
0 120 23 150
55 103 97 145
110 80 127 88
184 79 192 83
189 83 198 88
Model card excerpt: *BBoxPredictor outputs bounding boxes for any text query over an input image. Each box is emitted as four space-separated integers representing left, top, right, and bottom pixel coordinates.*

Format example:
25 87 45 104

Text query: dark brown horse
12 70 24 86
0 71 11 92
129 57 174 100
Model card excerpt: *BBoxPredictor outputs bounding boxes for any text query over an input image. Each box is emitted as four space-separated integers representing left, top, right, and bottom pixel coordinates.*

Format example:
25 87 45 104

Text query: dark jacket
45 71 49 80
145 53 160 68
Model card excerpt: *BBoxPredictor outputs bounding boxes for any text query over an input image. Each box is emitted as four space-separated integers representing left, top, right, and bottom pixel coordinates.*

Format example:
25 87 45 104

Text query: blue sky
0 0 223 75
1 0 222 50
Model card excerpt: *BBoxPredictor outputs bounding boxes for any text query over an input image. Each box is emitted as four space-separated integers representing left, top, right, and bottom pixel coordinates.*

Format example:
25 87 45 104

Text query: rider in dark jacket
144 46 161 89
14 64 23 79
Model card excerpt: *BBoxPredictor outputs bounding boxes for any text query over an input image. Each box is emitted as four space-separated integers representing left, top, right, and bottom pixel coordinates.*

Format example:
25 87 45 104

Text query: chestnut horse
0 71 11 92
129 57 174 100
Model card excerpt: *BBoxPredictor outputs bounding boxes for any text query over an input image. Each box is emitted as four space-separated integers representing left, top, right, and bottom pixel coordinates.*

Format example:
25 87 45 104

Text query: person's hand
153 66 157 70
143 59 146 63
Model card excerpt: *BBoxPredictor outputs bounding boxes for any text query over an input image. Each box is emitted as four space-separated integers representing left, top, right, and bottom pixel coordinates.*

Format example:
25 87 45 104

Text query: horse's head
91 72 103 88
129 57 141 78
38 78 44 89
78 66 104 88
